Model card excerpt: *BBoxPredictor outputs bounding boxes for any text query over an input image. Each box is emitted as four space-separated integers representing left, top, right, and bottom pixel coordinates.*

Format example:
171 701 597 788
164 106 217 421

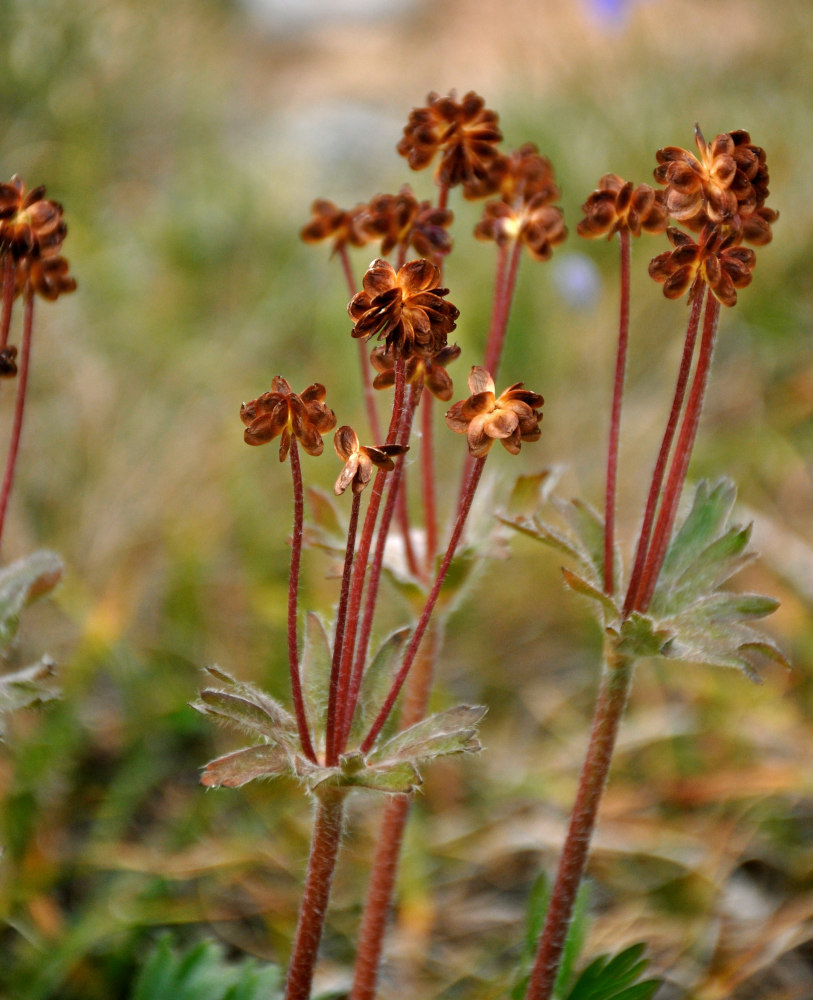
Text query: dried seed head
241 376 337 461
445 366 544 456
474 197 567 261
333 425 409 495
300 199 370 254
0 175 68 262
648 224 756 307
397 90 503 199
348 258 459 359
370 342 461 401
654 125 776 242
577 174 668 239
359 186 454 259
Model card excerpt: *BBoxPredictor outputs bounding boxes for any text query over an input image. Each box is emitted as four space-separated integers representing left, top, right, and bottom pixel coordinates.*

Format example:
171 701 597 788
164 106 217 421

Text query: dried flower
648 225 756 307
370 343 461 401
397 90 503 199
445 366 543 456
348 258 459 359
0 176 67 261
360 186 454 259
577 174 668 239
496 143 560 205
333 425 408 495
474 197 567 261
240 376 337 461
654 125 771 231
15 255 77 301
300 199 369 254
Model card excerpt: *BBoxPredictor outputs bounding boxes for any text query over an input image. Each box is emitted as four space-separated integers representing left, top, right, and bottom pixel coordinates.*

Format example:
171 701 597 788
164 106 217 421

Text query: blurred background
1 0 813 996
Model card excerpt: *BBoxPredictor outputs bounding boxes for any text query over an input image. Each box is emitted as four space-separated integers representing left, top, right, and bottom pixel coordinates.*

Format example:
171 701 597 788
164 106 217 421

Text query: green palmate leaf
0 657 58 739
301 611 332 726
368 704 486 766
340 757 422 794
130 934 282 1000
192 667 299 750
610 612 671 659
0 550 63 651
564 943 661 1000
657 479 735 584
348 626 410 744
201 743 294 788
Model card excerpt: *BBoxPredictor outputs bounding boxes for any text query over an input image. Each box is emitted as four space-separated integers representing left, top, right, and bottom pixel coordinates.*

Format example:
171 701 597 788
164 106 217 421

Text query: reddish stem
287 440 318 764
623 290 704 617
634 291 721 612
420 387 437 573
332 362 407 748
0 255 14 349
603 230 631 595
0 288 34 554
325 490 362 766
339 383 418 749
350 624 439 1000
483 239 523 382
284 789 347 1000
360 455 486 755
525 655 634 1000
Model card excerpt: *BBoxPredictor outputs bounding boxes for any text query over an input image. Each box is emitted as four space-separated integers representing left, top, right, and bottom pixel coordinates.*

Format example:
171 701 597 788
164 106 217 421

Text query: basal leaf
368 704 486 765
201 744 293 788
0 550 63 650
0 657 58 738
192 686 298 748
564 942 660 1000
552 497 607 583
342 759 422 794
657 479 736 586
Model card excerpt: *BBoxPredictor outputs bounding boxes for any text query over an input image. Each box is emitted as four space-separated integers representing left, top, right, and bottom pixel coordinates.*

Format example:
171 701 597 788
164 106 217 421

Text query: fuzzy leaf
609 613 671 659
342 759 422 794
562 568 619 622
192 687 298 749
0 657 58 738
658 479 736 583
201 743 294 788
368 704 486 765
506 468 561 516
301 612 332 726
552 497 607 583
0 550 63 650
500 514 596 581
348 626 411 743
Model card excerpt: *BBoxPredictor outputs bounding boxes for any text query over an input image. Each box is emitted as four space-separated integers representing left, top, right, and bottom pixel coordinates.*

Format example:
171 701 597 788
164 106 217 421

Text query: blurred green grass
2 0 813 996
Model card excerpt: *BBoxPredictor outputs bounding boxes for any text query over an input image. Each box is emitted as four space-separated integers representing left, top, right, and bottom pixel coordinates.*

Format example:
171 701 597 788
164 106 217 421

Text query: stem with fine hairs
0 288 34 554
284 789 347 1000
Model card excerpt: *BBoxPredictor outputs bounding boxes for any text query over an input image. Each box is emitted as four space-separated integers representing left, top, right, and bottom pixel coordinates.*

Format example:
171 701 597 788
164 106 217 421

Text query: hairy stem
0 288 34 554
623 290 704 616
350 623 439 1000
288 439 318 764
525 653 635 1000
360 456 486 754
483 239 523 382
420 387 437 574
325 491 362 766
0 255 14 349
339 246 382 443
635 291 721 612
284 789 347 1000
603 229 631 594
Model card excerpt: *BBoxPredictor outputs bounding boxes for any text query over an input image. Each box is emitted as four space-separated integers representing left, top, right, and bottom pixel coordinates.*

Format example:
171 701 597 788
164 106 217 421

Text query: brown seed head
474 197 567 261
370 342 461 401
577 174 668 239
497 143 560 205
648 224 756 307
333 425 409 496
445 366 544 457
300 198 369 254
397 90 503 199
0 175 68 262
348 258 459 359
359 186 454 259
241 376 337 461
15 255 77 301
654 125 774 240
